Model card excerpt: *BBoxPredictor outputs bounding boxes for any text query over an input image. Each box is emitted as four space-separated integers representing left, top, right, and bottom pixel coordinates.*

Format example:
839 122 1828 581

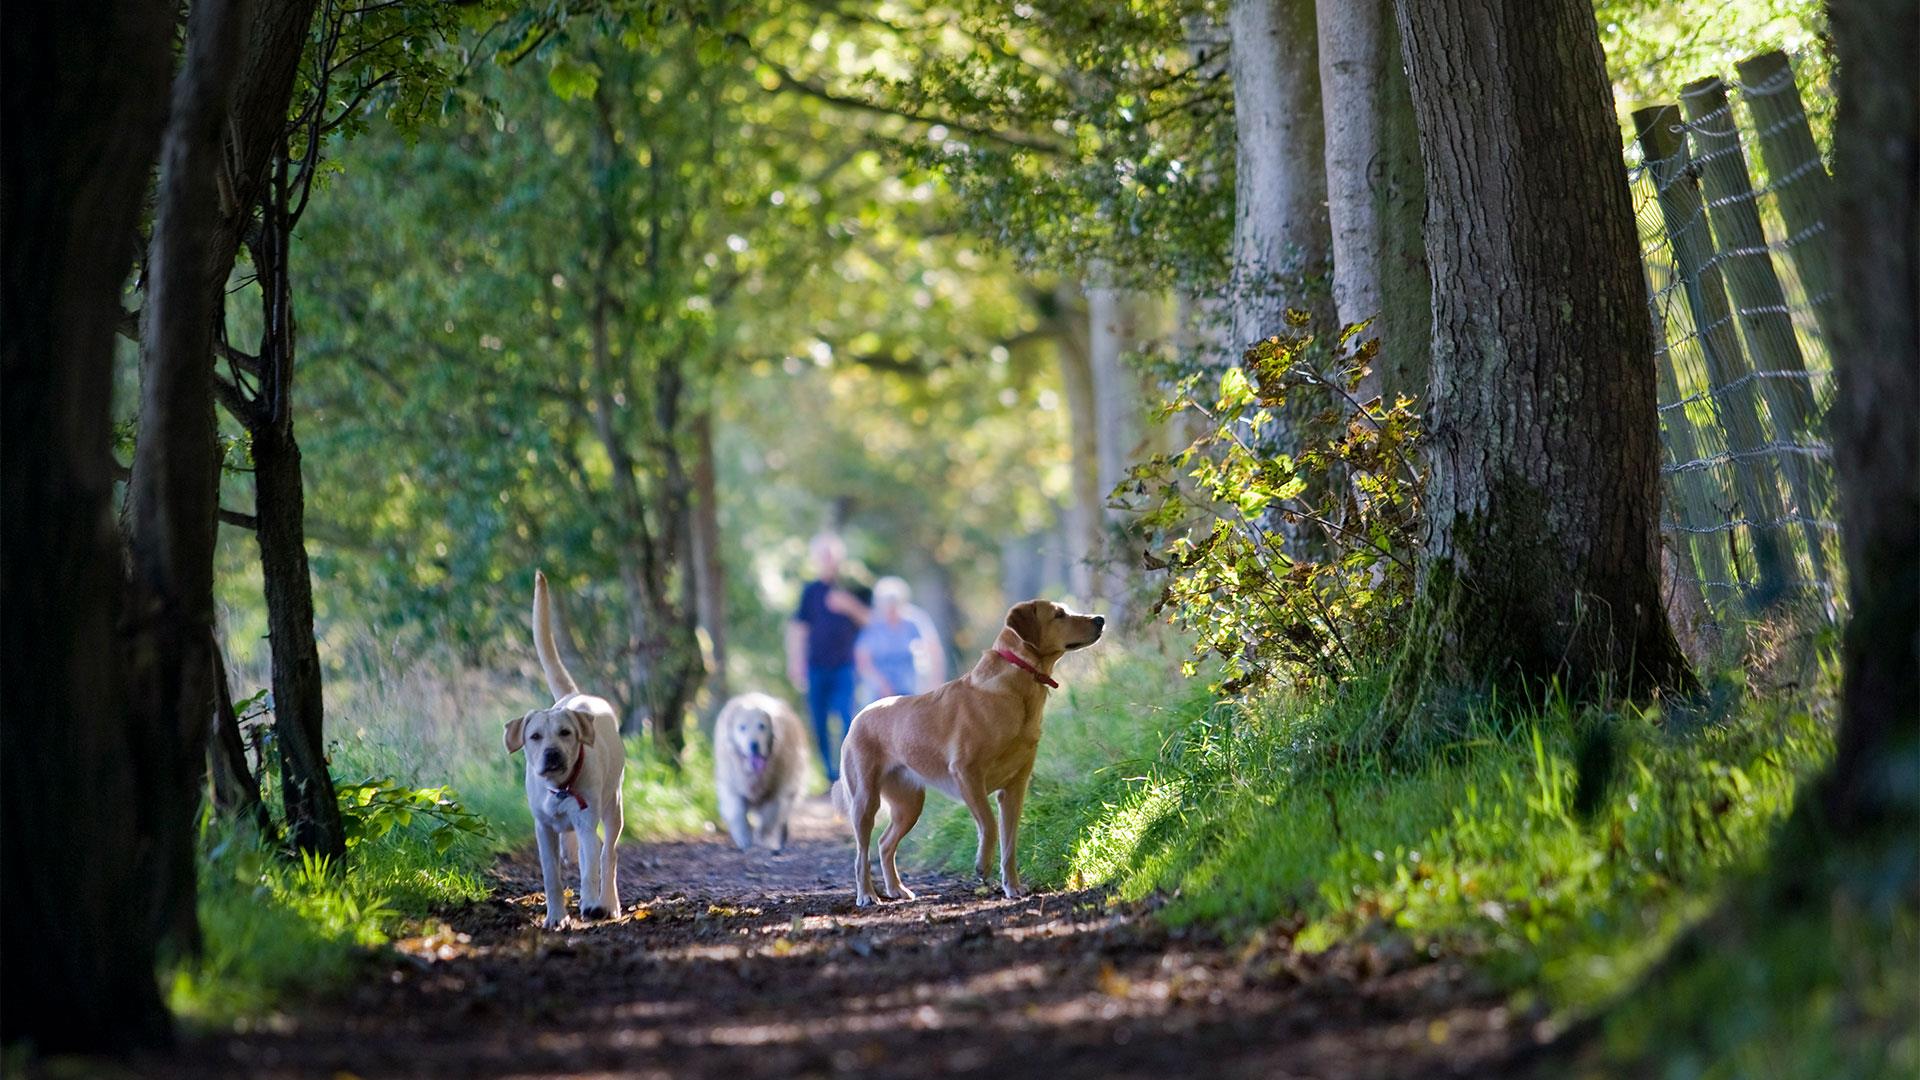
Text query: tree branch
757 57 1068 156
119 308 263 376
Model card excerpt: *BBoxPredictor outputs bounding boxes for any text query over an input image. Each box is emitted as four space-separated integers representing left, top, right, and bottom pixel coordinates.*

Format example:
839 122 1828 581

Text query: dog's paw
580 904 609 921
889 884 918 901
1001 882 1030 900
541 913 568 930
854 893 875 908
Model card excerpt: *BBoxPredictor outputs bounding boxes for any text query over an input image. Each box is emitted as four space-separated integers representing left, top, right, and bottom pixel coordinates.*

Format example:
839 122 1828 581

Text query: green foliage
621 731 722 838
285 5 1057 686
768 0 1232 289
172 807 490 1024
335 776 493 855
1125 314 1424 694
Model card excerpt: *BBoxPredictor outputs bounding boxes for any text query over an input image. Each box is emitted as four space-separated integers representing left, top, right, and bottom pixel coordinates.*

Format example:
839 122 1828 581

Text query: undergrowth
173 651 720 1026
908 636 1888 1058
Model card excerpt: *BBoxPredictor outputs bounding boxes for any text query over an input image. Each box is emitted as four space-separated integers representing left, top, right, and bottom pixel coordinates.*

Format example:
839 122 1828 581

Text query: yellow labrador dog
835 599 1104 906
504 571 625 928
713 692 809 853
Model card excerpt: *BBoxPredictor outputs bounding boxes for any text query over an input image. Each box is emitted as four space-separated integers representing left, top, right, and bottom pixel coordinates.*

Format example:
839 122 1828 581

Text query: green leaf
548 57 602 102
1218 366 1254 410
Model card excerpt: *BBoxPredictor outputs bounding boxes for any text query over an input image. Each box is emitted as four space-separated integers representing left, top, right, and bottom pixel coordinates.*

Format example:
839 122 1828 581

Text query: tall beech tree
1315 0 1428 400
0 0 175 1052
1393 0 1690 694
1226 0 1333 345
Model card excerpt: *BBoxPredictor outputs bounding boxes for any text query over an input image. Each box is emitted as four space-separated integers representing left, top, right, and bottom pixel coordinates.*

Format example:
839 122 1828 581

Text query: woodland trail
154 799 1548 1079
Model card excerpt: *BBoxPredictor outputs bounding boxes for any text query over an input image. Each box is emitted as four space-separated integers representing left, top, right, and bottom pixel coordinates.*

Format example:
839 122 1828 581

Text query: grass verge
908 635 1908 1069
171 655 721 1026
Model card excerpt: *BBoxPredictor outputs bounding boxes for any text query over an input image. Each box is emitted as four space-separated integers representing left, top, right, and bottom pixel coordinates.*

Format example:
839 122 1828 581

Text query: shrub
1124 312 1423 695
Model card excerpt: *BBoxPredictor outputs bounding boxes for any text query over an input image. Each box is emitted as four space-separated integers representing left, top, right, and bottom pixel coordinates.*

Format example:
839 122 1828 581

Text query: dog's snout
1092 615 1106 631
541 749 565 770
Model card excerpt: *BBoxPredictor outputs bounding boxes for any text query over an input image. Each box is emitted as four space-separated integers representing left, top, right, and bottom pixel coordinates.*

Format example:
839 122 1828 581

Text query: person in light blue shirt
855 577 927 705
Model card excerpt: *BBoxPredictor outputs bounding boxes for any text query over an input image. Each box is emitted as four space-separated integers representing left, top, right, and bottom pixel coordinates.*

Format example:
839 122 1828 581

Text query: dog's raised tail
532 570 580 699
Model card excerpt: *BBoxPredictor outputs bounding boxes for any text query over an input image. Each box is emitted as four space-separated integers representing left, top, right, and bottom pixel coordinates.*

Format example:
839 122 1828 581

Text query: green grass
909 638 1859 1028
171 649 723 1026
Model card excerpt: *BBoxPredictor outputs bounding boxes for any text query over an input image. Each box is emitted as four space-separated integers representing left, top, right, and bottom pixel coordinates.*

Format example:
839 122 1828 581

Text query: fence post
1645 268 1737 605
1634 104 1793 605
1678 77 1831 586
1735 50 1839 348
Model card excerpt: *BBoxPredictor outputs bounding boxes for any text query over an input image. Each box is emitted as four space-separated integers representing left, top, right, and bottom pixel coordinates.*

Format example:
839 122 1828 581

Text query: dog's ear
503 712 531 754
1005 600 1045 647
568 709 597 747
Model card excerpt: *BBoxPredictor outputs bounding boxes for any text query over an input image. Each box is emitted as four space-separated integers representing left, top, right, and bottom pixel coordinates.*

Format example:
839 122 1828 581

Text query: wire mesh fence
1625 48 1841 623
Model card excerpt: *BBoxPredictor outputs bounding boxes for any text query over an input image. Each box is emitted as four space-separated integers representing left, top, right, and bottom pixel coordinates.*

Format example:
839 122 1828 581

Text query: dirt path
156 799 1544 1079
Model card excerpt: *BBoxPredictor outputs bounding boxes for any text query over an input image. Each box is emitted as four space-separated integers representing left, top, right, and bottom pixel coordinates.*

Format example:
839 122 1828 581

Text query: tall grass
910 637 1841 1013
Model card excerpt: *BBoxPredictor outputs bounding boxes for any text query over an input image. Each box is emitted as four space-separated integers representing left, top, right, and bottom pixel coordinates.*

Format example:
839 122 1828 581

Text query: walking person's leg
807 667 840 782
827 664 858 775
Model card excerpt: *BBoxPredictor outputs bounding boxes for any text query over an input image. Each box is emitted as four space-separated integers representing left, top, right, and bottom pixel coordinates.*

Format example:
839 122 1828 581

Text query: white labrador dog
504 571 626 928
713 692 808 853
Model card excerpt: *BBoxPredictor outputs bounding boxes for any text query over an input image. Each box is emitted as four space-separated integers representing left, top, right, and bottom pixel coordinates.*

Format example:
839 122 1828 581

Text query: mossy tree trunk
1393 0 1691 695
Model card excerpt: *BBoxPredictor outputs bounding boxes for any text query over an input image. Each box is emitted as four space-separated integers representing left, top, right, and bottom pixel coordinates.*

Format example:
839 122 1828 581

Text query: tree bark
1087 277 1156 610
1315 0 1384 337
1394 0 1691 695
1821 0 1917 842
1367 7 1428 403
127 0 250 959
0 0 174 1052
1049 283 1101 602
1227 0 1334 348
645 355 702 758
689 410 730 711
1087 279 1146 507
253 418 347 859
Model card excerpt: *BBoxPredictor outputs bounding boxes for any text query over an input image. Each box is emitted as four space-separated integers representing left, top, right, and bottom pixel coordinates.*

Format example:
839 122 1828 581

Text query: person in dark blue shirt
786 532 870 783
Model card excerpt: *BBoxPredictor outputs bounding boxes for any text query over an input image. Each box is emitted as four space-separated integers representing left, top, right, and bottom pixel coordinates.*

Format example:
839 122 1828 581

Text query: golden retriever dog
713 692 809 852
504 571 626 928
834 599 1104 906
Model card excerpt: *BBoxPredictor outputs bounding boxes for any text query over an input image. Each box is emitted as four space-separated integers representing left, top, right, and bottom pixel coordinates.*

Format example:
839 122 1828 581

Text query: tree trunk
126 0 249 960
181 0 330 867
1374 13 1430 401
1050 283 1101 602
209 635 274 836
1087 280 1146 506
253 420 346 860
1227 0 1334 348
689 410 730 711
618 559 655 737
1821 0 1917 842
0 0 174 1051
1087 278 1155 610
1315 0 1384 338
1394 0 1691 695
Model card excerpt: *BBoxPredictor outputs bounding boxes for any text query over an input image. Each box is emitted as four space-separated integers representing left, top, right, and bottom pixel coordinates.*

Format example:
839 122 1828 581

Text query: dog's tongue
748 752 767 774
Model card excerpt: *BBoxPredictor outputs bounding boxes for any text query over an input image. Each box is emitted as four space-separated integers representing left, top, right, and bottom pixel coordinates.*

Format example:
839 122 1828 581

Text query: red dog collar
994 648 1059 689
549 746 588 810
